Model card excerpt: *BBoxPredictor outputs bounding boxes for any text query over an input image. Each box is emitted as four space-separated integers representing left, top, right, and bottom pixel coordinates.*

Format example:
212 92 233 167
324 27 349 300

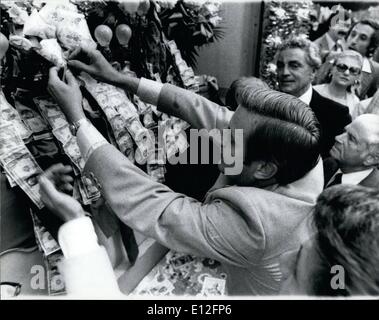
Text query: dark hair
348 19 379 57
225 77 269 111
240 87 321 184
314 185 379 296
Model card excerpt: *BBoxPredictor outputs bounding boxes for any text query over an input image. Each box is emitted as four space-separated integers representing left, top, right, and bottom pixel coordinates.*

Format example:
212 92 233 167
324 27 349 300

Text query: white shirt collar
298 85 313 105
341 168 374 185
362 57 372 74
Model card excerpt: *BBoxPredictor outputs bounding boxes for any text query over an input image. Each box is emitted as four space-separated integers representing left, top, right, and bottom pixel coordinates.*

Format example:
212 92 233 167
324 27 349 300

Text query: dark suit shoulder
310 90 351 117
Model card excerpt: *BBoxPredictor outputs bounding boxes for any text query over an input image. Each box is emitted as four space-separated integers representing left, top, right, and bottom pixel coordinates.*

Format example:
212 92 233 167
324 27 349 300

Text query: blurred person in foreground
281 184 379 296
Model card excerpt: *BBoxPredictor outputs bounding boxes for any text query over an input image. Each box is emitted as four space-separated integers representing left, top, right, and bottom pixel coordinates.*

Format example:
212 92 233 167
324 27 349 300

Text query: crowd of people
2 7 379 298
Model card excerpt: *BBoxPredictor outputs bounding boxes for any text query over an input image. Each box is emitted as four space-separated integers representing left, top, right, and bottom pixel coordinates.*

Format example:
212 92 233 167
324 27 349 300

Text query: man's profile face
346 23 375 57
277 48 315 98
330 117 372 170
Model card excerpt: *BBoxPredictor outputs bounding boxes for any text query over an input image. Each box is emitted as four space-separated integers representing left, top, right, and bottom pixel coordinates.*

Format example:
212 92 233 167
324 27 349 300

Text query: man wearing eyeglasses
276 36 352 158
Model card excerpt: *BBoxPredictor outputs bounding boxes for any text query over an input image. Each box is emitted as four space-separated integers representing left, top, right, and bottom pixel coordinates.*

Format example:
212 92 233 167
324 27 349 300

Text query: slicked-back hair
225 77 269 111
348 19 379 57
314 185 379 296
239 87 321 185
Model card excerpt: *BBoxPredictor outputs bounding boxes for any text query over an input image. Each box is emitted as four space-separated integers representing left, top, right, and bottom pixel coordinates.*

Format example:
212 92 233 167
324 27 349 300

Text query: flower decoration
159 0 223 67
271 7 286 19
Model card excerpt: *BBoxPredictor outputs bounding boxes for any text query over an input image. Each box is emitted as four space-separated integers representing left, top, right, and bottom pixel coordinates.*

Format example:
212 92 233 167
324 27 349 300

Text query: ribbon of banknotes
30 211 66 296
33 96 100 205
0 91 33 141
0 121 44 209
0 120 66 295
13 88 53 141
161 118 189 160
146 126 166 183
166 40 200 92
81 75 156 164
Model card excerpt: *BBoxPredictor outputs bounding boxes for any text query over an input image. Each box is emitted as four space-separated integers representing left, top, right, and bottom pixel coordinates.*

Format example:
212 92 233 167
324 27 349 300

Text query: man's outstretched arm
67 45 233 130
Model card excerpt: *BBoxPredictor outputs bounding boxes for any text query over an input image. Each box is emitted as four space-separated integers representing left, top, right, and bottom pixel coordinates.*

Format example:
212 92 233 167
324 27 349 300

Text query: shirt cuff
58 216 100 259
137 77 164 106
77 120 108 162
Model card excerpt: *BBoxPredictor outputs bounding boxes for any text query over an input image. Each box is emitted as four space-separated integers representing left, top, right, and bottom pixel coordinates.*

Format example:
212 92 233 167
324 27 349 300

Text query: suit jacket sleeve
84 144 265 267
155 83 233 130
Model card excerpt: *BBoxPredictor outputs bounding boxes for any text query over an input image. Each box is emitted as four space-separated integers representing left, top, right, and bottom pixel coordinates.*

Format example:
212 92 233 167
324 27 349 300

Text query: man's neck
296 85 312 98
326 31 337 43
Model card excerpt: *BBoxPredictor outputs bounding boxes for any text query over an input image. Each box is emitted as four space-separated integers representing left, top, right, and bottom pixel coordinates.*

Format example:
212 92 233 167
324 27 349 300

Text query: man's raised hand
47 67 85 123
68 45 120 84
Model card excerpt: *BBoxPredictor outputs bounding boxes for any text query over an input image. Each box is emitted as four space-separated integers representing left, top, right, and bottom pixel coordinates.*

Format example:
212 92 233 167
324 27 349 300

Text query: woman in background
314 50 362 119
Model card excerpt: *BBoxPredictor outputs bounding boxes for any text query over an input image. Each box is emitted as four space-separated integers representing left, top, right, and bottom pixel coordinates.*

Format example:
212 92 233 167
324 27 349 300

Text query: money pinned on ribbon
0 122 44 209
45 251 66 296
0 91 33 141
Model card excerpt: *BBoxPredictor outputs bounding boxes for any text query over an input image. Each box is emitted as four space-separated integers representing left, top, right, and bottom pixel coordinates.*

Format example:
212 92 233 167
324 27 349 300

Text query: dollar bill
1 150 44 209
45 251 66 296
14 100 49 133
33 96 63 121
0 91 33 140
77 175 100 205
62 136 85 171
0 122 25 155
5 172 16 188
30 211 61 256
147 163 166 183
52 123 73 145
48 113 68 130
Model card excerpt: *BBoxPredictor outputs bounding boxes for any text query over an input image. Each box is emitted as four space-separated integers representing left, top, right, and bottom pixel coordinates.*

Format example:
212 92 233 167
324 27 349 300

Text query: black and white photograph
1 0 379 308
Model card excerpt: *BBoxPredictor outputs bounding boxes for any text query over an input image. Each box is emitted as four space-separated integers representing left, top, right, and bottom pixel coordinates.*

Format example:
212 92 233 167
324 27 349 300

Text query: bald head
331 114 379 172
354 114 379 145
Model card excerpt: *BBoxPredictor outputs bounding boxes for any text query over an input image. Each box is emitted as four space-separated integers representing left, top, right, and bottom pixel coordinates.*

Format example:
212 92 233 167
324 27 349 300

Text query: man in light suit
324 114 379 189
276 36 352 158
42 46 324 296
313 9 351 61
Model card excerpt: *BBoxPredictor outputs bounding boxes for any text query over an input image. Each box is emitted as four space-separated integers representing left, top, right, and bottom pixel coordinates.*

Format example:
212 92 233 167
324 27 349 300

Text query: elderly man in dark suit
323 113 379 188
276 36 352 158
40 45 324 296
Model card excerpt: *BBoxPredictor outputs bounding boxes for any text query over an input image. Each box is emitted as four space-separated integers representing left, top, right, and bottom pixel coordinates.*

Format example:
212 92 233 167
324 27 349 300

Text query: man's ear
363 152 379 167
253 161 278 180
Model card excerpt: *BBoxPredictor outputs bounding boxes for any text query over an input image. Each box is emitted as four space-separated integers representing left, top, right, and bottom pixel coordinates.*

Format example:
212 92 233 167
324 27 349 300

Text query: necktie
326 172 343 188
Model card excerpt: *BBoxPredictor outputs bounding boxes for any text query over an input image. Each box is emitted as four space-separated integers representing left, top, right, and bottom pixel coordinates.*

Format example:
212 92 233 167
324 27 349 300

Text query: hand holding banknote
67 45 121 84
39 164 86 222
47 67 85 124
